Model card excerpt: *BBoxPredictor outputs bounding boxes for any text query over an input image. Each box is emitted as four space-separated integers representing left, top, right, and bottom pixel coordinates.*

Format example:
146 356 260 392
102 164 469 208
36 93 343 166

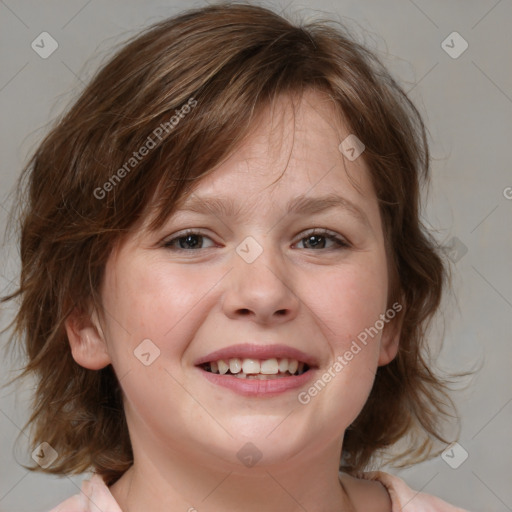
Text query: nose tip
222 238 300 325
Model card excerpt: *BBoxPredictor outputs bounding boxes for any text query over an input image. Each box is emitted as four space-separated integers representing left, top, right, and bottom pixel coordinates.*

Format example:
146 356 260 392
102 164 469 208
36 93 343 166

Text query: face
67 90 399 473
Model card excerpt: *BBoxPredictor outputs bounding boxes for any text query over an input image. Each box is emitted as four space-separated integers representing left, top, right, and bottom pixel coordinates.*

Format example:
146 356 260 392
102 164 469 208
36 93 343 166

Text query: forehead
172 90 376 217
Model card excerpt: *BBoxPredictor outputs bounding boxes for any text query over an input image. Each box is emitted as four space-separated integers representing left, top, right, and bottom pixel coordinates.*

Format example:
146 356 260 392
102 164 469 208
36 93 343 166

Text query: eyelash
162 229 350 252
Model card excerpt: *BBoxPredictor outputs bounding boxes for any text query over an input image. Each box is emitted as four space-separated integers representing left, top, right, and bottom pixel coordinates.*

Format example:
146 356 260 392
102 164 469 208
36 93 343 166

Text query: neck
110 437 355 512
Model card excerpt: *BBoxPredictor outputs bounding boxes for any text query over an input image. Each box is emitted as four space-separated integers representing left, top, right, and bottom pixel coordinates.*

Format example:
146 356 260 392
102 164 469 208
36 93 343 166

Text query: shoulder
352 471 470 512
340 472 392 512
48 474 122 512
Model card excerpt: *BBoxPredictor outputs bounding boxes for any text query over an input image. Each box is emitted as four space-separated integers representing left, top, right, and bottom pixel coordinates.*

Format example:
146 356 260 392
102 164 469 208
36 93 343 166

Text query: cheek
295 257 388 425
100 258 221 368
98 261 224 441
305 256 388 353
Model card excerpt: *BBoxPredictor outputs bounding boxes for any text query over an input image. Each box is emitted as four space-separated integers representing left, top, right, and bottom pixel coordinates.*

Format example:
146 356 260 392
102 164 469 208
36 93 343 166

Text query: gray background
0 1 511 511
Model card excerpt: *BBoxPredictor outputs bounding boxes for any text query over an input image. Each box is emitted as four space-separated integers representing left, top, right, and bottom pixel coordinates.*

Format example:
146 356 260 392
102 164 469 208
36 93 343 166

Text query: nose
221 238 300 325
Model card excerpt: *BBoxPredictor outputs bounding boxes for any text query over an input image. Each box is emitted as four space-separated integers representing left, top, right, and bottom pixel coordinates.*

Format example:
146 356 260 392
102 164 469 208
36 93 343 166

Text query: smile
195 344 317 397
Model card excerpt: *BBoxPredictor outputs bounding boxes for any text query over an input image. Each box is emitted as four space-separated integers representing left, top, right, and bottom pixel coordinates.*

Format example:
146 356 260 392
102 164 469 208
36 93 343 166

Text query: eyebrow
175 192 370 227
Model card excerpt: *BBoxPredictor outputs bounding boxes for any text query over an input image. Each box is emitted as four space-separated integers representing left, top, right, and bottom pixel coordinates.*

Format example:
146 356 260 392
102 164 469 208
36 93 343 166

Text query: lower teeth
241 373 289 379
204 368 305 378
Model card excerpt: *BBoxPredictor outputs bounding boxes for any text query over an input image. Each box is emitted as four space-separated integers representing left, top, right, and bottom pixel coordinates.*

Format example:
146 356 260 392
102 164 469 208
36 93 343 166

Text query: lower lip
198 368 316 397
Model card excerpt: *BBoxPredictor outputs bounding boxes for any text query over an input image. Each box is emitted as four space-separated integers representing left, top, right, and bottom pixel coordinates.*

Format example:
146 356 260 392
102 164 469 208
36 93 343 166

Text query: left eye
294 230 350 250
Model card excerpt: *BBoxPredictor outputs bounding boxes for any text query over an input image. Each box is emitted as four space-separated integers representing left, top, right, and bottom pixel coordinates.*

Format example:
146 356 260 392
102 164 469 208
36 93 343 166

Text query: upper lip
195 343 318 367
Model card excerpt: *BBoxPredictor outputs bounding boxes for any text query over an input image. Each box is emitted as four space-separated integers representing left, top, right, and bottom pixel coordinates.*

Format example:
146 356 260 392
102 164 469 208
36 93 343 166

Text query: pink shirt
49 471 469 511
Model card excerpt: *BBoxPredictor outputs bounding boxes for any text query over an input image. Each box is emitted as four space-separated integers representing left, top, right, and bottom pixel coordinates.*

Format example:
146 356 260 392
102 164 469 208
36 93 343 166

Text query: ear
377 303 404 366
64 305 111 370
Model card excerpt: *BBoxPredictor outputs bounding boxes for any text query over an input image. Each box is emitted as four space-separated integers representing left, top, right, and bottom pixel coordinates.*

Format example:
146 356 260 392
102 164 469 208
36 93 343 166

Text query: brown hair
2 2 455 485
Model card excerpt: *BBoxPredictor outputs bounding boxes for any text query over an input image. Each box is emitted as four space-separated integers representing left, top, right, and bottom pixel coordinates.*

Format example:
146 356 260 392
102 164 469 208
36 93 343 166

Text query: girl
2 3 470 511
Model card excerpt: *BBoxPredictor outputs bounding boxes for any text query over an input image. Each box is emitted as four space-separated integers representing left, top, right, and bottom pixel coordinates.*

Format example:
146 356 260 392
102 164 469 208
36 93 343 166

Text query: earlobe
378 327 400 366
64 307 111 370
377 309 403 366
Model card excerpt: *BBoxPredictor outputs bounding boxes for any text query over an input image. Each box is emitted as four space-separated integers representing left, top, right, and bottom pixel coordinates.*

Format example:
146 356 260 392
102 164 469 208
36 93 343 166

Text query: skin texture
65 90 398 512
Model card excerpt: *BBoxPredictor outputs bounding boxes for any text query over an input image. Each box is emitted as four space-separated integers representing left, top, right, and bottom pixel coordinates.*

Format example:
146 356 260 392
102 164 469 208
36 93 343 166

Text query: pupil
180 234 201 249
306 235 324 248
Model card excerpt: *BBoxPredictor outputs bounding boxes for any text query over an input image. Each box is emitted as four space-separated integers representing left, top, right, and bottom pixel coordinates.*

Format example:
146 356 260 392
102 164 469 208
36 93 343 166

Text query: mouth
195 344 317 396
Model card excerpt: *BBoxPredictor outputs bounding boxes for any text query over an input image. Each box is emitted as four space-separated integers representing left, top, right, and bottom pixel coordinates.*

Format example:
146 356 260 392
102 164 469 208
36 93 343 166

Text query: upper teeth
207 358 305 376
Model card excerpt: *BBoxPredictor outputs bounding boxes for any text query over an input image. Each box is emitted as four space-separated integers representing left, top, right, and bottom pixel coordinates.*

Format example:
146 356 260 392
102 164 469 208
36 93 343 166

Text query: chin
217 421 315 465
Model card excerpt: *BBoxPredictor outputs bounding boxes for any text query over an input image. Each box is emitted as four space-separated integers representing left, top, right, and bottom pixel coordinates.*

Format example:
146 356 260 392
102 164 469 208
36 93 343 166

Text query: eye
163 230 216 250
294 229 350 250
